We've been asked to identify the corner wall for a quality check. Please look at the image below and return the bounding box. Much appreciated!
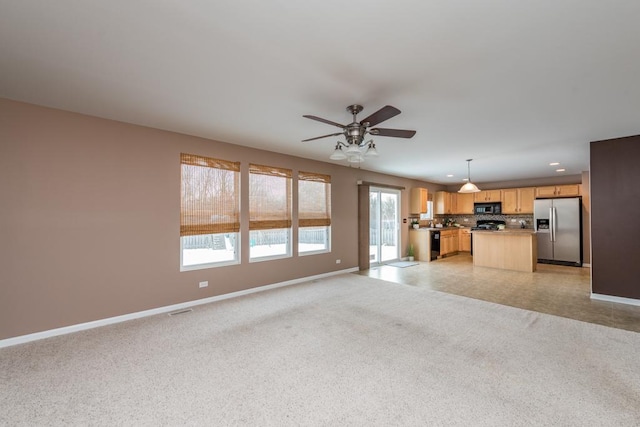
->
[590,135,640,299]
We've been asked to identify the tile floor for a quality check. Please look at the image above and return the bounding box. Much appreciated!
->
[360,253,640,333]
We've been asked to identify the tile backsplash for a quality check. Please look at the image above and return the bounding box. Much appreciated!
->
[429,214,534,229]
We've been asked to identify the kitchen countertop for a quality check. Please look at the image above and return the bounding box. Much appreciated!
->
[411,227,535,233]
[471,229,536,234]
[410,227,470,231]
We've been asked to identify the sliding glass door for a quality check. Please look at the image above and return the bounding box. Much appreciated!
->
[369,187,400,264]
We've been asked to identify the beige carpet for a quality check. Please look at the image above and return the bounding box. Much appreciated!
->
[2,274,639,425]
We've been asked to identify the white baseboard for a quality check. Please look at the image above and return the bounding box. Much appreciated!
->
[590,293,640,307]
[0,267,359,349]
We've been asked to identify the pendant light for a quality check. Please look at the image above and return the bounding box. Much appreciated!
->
[458,159,481,193]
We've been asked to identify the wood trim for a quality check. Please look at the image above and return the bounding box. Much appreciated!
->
[358,184,370,271]
[357,180,405,191]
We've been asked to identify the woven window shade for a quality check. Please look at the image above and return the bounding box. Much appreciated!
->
[299,171,331,227]
[249,164,292,230]
[180,153,240,236]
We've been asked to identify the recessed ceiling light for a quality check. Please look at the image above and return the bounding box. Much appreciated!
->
[549,162,560,166]
[446,174,454,177]
[556,168,566,172]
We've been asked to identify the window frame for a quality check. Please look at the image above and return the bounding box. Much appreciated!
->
[179,153,240,271]
[298,171,331,256]
[248,163,293,262]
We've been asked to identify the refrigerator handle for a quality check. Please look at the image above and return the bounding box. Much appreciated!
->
[549,207,554,242]
[551,207,557,242]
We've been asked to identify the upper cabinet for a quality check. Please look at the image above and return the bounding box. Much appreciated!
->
[410,187,429,214]
[437,192,474,215]
[454,192,474,214]
[535,184,581,198]
[435,191,453,215]
[474,190,502,202]
[432,183,580,217]
[502,187,535,214]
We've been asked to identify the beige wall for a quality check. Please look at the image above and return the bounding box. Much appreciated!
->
[0,99,442,340]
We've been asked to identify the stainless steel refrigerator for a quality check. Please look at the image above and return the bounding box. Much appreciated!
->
[534,197,583,266]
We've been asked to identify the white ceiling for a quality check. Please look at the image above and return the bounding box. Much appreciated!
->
[2,1,639,184]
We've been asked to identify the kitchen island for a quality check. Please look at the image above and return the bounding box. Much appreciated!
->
[472,230,537,272]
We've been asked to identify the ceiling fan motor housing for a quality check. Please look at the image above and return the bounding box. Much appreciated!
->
[346,123,366,145]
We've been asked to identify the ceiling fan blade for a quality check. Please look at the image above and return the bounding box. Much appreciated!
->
[302,132,344,142]
[303,115,346,129]
[370,128,416,138]
[360,105,401,127]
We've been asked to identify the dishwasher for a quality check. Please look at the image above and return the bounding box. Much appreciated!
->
[430,230,440,260]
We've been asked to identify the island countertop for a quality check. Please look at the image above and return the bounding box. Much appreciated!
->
[471,229,536,235]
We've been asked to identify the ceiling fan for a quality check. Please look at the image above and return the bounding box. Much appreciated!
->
[302,104,416,162]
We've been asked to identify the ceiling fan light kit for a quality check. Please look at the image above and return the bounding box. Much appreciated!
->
[302,104,416,163]
[329,144,347,160]
[458,159,481,193]
[364,142,379,157]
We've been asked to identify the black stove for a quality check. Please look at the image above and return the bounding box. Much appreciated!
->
[472,219,506,231]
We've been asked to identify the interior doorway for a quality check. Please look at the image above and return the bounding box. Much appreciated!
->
[369,187,400,264]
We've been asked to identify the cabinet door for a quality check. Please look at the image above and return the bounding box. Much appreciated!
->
[451,232,459,252]
[502,189,519,214]
[486,190,502,202]
[474,191,487,202]
[536,186,557,198]
[450,193,458,214]
[435,191,452,215]
[518,187,535,213]
[455,193,474,214]
[556,184,580,197]
[410,188,428,214]
[439,231,449,255]
[459,230,471,252]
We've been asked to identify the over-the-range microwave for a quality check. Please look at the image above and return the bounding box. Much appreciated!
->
[474,202,502,215]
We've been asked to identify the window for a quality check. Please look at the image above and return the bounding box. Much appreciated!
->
[420,201,434,221]
[298,171,331,254]
[180,153,240,270]
[249,163,292,261]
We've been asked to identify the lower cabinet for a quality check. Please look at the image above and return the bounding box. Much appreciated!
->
[410,228,470,260]
[459,229,471,252]
[440,229,459,256]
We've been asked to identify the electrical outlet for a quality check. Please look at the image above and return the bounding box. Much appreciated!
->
[511,219,517,223]
[199,281,208,288]
[336,259,341,264]
[464,218,469,222]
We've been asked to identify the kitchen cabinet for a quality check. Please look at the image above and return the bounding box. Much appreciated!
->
[455,192,474,214]
[474,190,502,202]
[436,191,474,215]
[535,184,580,198]
[440,229,459,256]
[410,187,429,214]
[435,191,453,215]
[502,187,535,214]
[458,228,471,252]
